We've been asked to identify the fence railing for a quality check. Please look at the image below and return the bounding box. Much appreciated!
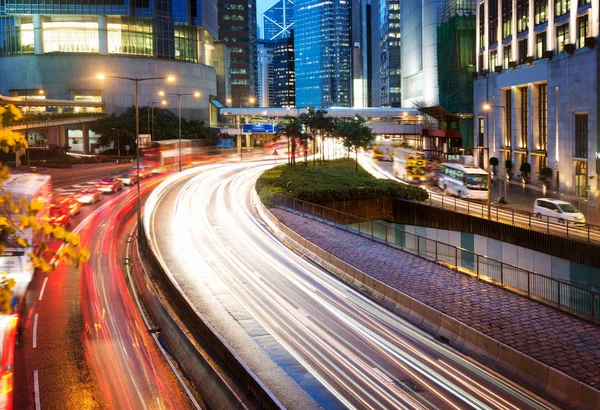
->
[273,193,600,322]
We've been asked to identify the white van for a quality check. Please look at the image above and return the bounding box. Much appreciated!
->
[533,198,586,224]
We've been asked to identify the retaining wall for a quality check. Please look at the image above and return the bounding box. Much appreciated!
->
[256,193,600,410]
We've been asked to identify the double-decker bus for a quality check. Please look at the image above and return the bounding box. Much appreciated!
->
[371,140,402,161]
[392,148,427,183]
[438,163,489,200]
[142,139,193,173]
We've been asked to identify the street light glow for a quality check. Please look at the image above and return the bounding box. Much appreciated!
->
[483,103,491,111]
[161,100,167,105]
[166,76,176,82]
[249,97,256,104]
[158,91,165,96]
[194,91,201,98]
[38,89,45,95]
[96,74,106,80]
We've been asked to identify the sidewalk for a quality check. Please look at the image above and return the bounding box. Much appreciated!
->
[271,208,600,389]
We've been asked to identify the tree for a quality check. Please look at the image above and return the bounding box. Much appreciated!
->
[336,116,375,172]
[90,106,214,152]
[278,116,305,168]
[299,107,328,167]
[520,162,531,180]
[0,105,89,313]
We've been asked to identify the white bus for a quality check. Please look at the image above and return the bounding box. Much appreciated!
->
[438,163,488,200]
[392,148,427,183]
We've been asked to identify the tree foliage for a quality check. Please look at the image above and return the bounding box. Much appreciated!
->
[0,104,90,313]
[334,116,375,171]
[90,106,213,152]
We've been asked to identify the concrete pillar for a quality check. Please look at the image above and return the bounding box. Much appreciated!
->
[98,15,108,55]
[33,15,44,55]
[82,124,90,154]
[48,127,59,146]
[58,125,67,147]
[246,134,252,149]
[237,134,243,148]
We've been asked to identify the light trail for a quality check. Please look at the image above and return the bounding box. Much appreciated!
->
[147,162,561,410]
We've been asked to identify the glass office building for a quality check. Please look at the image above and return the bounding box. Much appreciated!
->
[262,0,293,40]
[294,0,351,107]
[0,0,217,62]
[0,0,218,119]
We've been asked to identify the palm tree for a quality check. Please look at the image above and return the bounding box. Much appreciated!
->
[299,107,329,167]
[278,116,304,168]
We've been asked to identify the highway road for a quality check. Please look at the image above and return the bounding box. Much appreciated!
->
[14,173,202,409]
[147,161,561,410]
[360,156,600,243]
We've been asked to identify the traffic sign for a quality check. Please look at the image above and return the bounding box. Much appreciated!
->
[272,150,279,156]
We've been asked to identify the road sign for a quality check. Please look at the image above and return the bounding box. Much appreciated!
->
[272,150,279,156]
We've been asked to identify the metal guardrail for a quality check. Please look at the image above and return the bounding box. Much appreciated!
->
[418,187,600,243]
[273,193,600,322]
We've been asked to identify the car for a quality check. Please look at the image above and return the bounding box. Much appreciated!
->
[53,194,81,216]
[131,166,152,179]
[115,172,138,186]
[95,177,124,193]
[74,188,102,204]
[533,198,586,224]
[46,203,71,227]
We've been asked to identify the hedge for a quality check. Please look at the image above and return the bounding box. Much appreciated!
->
[256,159,428,206]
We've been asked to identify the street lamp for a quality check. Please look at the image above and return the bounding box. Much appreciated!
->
[97,73,176,238]
[147,101,164,141]
[111,127,121,156]
[158,91,201,172]
[239,96,255,162]
[22,89,45,170]
[483,102,508,205]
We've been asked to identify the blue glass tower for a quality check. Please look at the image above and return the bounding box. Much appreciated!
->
[262,0,293,40]
[294,0,350,107]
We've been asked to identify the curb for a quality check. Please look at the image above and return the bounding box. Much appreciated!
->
[254,193,600,410]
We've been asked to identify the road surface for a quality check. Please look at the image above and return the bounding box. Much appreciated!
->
[147,161,560,410]
[14,174,202,409]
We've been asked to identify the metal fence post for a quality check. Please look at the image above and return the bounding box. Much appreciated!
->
[557,281,561,307]
[455,246,458,271]
[467,200,469,215]
[435,241,438,261]
[454,197,457,212]
[500,263,504,285]
[417,235,420,256]
[371,221,374,240]
[385,224,388,244]
[592,293,596,319]
[512,208,515,225]
[476,254,479,278]
[566,220,569,238]
[527,273,531,297]
[441,194,444,209]
[588,224,591,242]
[528,213,531,227]
[547,217,550,234]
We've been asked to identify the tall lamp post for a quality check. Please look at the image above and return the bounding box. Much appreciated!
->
[147,100,166,141]
[22,89,45,170]
[238,97,255,162]
[483,102,508,204]
[97,73,176,238]
[158,91,201,172]
[111,127,121,156]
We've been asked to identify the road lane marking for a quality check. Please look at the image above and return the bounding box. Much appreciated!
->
[32,314,38,348]
[33,369,41,410]
[38,277,48,301]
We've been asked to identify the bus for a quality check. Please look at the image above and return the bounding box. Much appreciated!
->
[437,163,489,200]
[392,148,427,183]
[142,139,193,173]
[371,140,402,161]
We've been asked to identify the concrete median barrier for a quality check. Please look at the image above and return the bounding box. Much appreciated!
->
[254,196,600,409]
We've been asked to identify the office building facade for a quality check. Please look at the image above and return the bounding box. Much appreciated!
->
[474,0,599,199]
[272,35,294,107]
[262,0,293,40]
[257,40,274,107]
[401,0,441,106]
[376,0,401,107]
[218,0,258,107]
[0,0,218,119]
[294,0,351,107]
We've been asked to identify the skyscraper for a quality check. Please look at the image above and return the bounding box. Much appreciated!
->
[0,0,219,118]
[377,0,401,107]
[218,0,258,107]
[257,40,274,107]
[262,0,294,40]
[294,0,351,107]
[272,36,295,107]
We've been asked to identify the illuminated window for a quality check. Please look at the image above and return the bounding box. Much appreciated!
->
[578,15,589,48]
[502,0,512,39]
[517,0,529,33]
[534,0,547,25]
[536,32,546,58]
[555,0,569,17]
[556,23,569,54]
